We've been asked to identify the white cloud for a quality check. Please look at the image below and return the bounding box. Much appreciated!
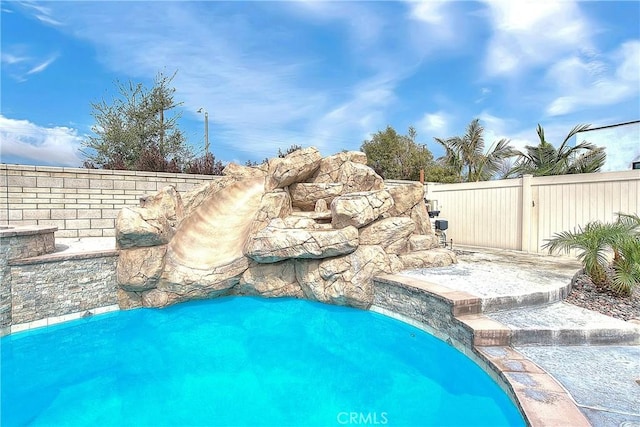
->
[307,79,397,151]
[475,87,491,103]
[405,1,468,49]
[26,54,58,75]
[286,2,386,50]
[545,41,640,116]
[33,1,430,160]
[33,13,63,26]
[483,0,592,77]
[409,1,448,25]
[1,52,28,65]
[616,40,640,82]
[2,46,58,81]
[16,1,63,26]
[0,115,84,166]
[417,111,450,137]
[476,112,529,153]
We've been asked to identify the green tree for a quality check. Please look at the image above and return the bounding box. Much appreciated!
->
[508,124,606,177]
[423,163,461,183]
[82,71,192,171]
[434,119,516,182]
[361,126,433,180]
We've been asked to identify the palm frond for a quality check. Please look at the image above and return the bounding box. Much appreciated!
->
[616,212,640,233]
[569,147,606,174]
[536,124,546,144]
[543,222,612,284]
[557,123,591,153]
[611,237,640,295]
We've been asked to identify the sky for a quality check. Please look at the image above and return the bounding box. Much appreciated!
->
[1,1,639,171]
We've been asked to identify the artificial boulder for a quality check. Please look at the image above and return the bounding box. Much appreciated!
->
[266,147,322,190]
[116,206,174,249]
[410,201,432,235]
[400,248,458,269]
[223,162,267,179]
[236,261,304,298]
[248,190,292,235]
[310,151,368,183]
[339,161,385,194]
[141,288,171,307]
[387,182,424,216]
[359,217,415,247]
[158,254,248,298]
[297,245,396,308]
[117,245,167,291]
[409,234,440,251]
[331,190,394,229]
[117,288,142,310]
[244,219,359,263]
[385,238,409,255]
[139,185,184,228]
[290,182,344,210]
[115,146,455,310]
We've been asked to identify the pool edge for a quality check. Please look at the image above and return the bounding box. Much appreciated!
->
[4,304,120,336]
[371,274,591,427]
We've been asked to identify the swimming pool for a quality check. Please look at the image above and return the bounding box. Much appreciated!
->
[1,297,524,426]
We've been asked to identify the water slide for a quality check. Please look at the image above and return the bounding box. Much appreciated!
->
[166,177,266,270]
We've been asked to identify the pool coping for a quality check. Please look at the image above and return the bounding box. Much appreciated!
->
[0,225,58,238]
[7,249,119,266]
[372,273,591,427]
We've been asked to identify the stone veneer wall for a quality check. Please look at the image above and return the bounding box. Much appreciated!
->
[372,276,475,348]
[9,252,118,325]
[0,226,57,329]
[0,164,220,237]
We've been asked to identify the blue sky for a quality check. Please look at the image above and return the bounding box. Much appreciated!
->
[1,1,639,170]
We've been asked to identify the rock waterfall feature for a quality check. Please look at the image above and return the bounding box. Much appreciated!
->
[116,148,456,309]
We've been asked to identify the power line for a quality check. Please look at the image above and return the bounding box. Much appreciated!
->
[576,120,640,133]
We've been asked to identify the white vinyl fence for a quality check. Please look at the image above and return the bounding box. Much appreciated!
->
[423,170,640,253]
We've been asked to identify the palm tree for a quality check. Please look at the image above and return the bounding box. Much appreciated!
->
[611,213,640,295]
[434,119,516,182]
[611,236,640,295]
[435,140,464,182]
[509,124,606,177]
[543,216,639,295]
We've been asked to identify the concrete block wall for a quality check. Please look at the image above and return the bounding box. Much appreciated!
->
[0,164,221,237]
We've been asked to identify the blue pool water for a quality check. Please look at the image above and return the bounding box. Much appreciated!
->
[2,297,524,426]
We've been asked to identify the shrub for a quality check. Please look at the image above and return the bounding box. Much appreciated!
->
[543,213,640,296]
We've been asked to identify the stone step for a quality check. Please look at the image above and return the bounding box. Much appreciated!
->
[459,302,640,346]
[400,253,580,313]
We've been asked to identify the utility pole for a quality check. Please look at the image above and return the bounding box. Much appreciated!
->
[197,108,209,154]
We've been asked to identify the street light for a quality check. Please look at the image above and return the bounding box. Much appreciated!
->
[197,108,209,154]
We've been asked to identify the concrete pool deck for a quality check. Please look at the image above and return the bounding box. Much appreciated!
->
[53,237,640,426]
[399,246,640,426]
